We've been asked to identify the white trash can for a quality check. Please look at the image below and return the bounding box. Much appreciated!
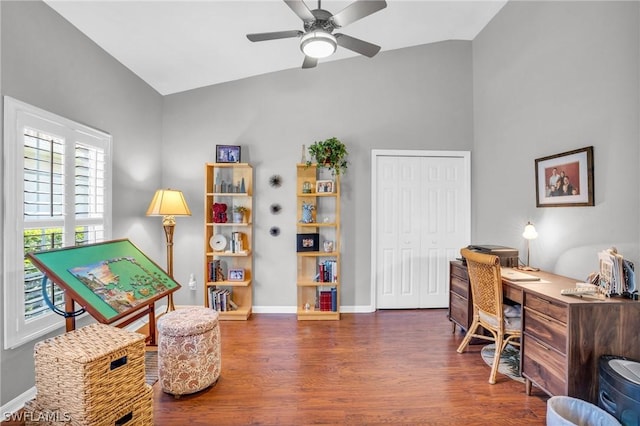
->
[547,396,621,426]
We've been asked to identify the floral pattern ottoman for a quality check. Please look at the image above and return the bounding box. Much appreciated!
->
[157,307,220,397]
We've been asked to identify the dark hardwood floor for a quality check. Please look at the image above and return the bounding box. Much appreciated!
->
[153,309,548,425]
[3,309,549,425]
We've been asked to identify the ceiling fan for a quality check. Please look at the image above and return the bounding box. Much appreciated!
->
[246,0,387,69]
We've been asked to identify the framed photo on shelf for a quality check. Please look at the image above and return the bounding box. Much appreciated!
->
[316,180,334,193]
[216,145,241,163]
[535,146,594,207]
[228,268,245,281]
[296,233,319,252]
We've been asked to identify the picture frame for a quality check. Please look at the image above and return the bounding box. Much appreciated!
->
[216,144,241,163]
[228,268,245,281]
[296,233,320,252]
[535,146,594,207]
[316,180,334,193]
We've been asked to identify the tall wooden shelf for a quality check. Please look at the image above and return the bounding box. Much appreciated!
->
[204,163,253,320]
[296,164,341,320]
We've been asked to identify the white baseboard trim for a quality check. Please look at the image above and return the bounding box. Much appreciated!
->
[1,385,36,420]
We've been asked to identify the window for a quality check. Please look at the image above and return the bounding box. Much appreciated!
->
[3,97,112,349]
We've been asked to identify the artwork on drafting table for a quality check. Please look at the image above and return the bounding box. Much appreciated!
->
[27,238,180,323]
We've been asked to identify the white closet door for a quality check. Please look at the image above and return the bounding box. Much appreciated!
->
[373,151,470,309]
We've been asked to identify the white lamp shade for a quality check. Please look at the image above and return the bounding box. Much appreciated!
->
[146,189,191,217]
[300,30,337,58]
[522,222,538,240]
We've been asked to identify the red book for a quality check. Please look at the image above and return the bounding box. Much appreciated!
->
[320,291,332,311]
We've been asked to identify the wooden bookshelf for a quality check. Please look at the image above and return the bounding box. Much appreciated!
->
[296,163,340,320]
[203,162,253,320]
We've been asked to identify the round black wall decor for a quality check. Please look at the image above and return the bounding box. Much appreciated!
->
[269,175,282,188]
[269,226,280,237]
[270,203,282,214]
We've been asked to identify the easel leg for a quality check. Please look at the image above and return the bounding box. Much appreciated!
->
[148,303,156,346]
[65,294,76,332]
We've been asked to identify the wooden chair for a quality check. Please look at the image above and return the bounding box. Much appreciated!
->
[456,247,522,384]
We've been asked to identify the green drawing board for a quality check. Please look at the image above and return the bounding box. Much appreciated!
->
[28,238,180,323]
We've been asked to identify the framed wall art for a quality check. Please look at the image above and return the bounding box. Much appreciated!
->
[535,146,594,207]
[296,233,319,252]
[216,145,241,163]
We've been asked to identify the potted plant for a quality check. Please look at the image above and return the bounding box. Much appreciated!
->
[306,137,348,176]
[232,206,248,223]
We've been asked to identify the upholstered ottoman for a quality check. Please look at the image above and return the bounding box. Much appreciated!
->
[157,307,221,397]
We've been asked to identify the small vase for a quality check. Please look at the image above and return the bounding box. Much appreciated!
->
[301,204,314,223]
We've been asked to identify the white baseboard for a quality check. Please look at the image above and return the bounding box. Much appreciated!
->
[1,386,36,421]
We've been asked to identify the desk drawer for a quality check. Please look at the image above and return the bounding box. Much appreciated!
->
[450,275,469,299]
[525,293,567,324]
[524,308,567,354]
[450,263,468,281]
[449,291,469,328]
[522,334,567,397]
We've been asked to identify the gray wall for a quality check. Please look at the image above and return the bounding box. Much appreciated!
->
[162,41,474,309]
[472,1,640,278]
[0,1,163,405]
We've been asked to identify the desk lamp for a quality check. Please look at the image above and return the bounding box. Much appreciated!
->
[146,189,191,311]
[520,221,539,271]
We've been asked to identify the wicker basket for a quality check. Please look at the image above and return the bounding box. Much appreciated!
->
[24,384,153,426]
[34,323,146,422]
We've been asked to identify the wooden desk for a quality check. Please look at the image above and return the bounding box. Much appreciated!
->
[449,260,640,403]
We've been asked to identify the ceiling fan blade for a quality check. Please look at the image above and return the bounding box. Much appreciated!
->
[330,0,387,28]
[302,56,318,69]
[335,33,381,58]
[284,0,315,22]
[247,30,303,42]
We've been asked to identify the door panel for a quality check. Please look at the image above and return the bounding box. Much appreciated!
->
[374,152,470,309]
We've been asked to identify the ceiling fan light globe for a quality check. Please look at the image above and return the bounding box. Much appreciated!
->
[300,30,337,59]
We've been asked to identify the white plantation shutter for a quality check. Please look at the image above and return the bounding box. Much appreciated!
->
[4,97,112,349]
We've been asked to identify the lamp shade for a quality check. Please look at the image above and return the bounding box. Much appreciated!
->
[146,189,191,217]
[522,222,538,240]
[300,30,337,58]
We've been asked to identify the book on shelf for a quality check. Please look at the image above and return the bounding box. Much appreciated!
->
[230,231,244,253]
[208,286,237,312]
[316,260,338,283]
[318,287,338,312]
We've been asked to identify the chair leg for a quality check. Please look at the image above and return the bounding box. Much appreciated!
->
[456,319,480,354]
[489,334,503,384]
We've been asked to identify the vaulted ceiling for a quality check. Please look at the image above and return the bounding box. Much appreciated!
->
[44,1,507,95]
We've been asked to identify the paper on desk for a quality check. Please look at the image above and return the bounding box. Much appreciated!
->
[501,268,541,282]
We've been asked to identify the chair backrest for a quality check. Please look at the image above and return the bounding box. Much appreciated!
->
[460,248,504,320]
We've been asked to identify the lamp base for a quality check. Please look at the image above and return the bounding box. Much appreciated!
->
[517,265,540,272]
[166,293,175,312]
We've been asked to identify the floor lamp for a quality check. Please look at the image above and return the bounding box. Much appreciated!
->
[146,188,191,312]
[520,221,539,271]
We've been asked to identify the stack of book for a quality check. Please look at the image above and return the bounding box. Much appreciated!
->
[598,248,636,297]
[230,232,244,253]
[207,260,224,282]
[317,260,338,283]
[208,287,238,311]
[318,287,338,312]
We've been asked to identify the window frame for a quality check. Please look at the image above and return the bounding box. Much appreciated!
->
[3,96,112,349]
